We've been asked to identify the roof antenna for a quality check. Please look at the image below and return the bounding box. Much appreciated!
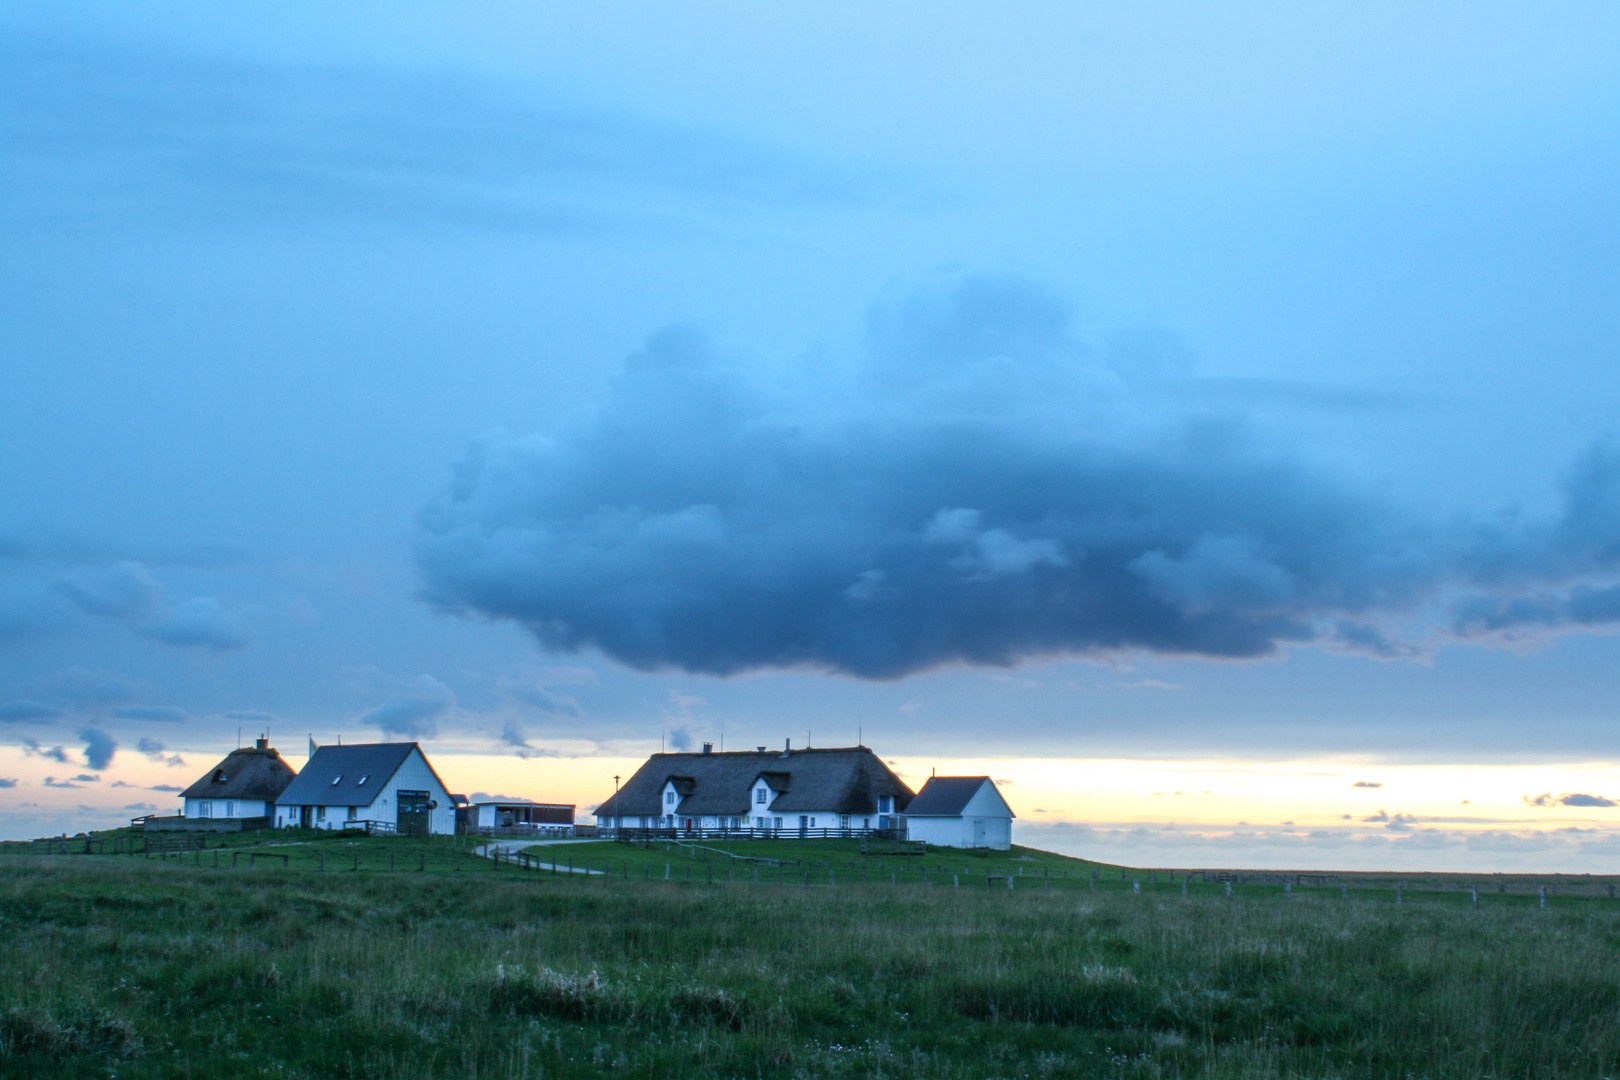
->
[237,723,241,749]
[807,728,811,749]
[858,726,862,747]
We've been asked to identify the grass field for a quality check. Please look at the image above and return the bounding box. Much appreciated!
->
[3,833,1619,1079]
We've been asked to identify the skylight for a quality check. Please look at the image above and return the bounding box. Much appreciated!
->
[357,775,369,785]
[331,775,343,785]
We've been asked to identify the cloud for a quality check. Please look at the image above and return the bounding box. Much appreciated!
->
[113,706,190,723]
[52,561,163,620]
[22,740,71,764]
[1352,780,1383,789]
[0,778,16,788]
[416,275,1620,680]
[0,700,61,723]
[1527,792,1616,808]
[38,668,138,709]
[144,597,250,651]
[2,35,861,240]
[78,726,117,770]
[42,776,81,789]
[359,675,456,738]
[147,784,184,793]
[497,716,563,759]
[1362,809,1390,822]
[71,773,100,783]
[122,802,157,812]
[668,725,694,752]
[132,736,184,766]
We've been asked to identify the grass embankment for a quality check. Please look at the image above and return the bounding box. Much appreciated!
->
[4,835,1620,1078]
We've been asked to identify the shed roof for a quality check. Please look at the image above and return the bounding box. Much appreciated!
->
[180,746,297,803]
[277,743,448,806]
[905,776,1014,817]
[595,746,914,818]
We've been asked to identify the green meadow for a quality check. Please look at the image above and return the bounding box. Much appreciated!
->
[3,832,1619,1078]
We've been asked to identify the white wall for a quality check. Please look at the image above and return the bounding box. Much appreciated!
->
[905,782,1014,850]
[186,798,270,819]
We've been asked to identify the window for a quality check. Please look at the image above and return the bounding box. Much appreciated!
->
[840,815,849,829]
[212,769,226,783]
[317,806,327,822]
[755,787,767,804]
[225,800,236,817]
[665,791,675,805]
[878,796,892,814]
[863,818,870,829]
[348,806,357,819]
[331,776,343,786]
[357,775,369,785]
[774,817,782,829]
[198,800,211,818]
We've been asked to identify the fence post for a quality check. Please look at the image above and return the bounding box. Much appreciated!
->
[1472,886,1479,906]
[664,863,670,881]
[1539,886,1547,908]
[1396,884,1403,905]
[1341,884,1348,900]
[1225,881,1233,898]
[1182,881,1188,898]
[1007,875,1014,892]
[1133,880,1140,896]
[804,870,810,888]
[420,852,425,872]
[891,872,897,886]
[953,874,959,888]
[1284,883,1292,900]
[353,853,359,872]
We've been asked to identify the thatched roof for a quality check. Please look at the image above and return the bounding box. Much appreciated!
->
[180,745,297,802]
[595,746,914,818]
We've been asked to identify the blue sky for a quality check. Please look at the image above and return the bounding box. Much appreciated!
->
[5,3,1620,866]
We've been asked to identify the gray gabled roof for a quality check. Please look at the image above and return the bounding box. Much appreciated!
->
[595,747,914,818]
[180,746,297,803]
[277,742,444,806]
[905,776,1013,817]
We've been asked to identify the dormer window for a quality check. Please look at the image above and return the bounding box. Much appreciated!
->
[755,787,767,804]
[665,791,675,805]
[212,769,226,783]
[331,775,343,785]
[357,775,369,785]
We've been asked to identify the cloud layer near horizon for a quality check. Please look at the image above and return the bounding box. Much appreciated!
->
[416,276,1620,679]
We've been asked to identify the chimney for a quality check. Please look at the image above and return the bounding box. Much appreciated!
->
[701,742,713,755]
[756,746,766,753]
[255,738,268,750]
[781,737,791,758]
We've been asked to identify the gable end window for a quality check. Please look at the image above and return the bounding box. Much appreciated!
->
[665,791,675,805]
[755,788,767,804]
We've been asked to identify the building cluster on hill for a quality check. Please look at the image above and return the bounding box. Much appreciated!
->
[156,736,1015,849]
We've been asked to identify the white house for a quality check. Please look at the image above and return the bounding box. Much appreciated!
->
[594,741,913,836]
[274,742,456,835]
[180,739,297,824]
[904,776,1015,850]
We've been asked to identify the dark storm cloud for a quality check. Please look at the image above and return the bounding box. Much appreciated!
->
[1,35,863,238]
[78,726,117,771]
[359,675,456,738]
[416,275,1620,679]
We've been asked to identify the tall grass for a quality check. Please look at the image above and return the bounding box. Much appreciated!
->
[1,854,1617,1078]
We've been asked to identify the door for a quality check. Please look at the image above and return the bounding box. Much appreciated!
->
[397,790,431,836]
[300,805,312,829]
[798,815,809,837]
[973,819,987,847]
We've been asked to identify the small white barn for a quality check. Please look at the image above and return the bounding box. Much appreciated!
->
[274,742,456,835]
[904,776,1015,850]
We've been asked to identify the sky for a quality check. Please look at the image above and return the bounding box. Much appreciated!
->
[5,2,1620,870]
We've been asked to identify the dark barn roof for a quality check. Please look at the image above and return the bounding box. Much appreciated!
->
[180,745,297,803]
[277,742,448,806]
[594,746,914,819]
[906,776,1014,818]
